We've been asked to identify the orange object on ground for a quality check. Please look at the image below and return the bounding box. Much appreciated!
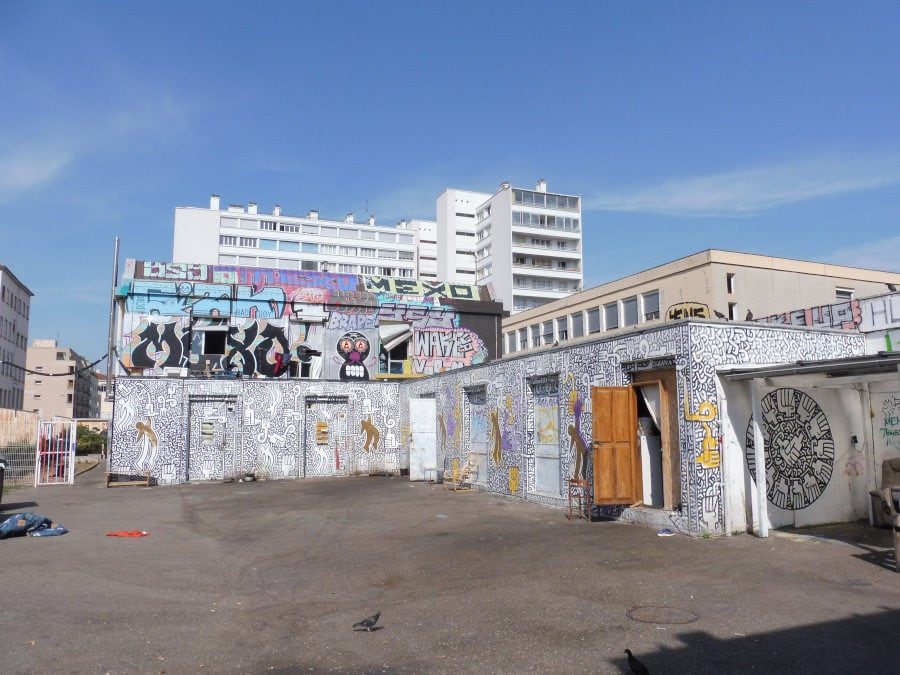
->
[105,530,149,537]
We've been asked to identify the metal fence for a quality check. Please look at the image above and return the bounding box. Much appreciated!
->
[0,409,39,487]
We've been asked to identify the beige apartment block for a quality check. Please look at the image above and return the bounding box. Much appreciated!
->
[24,339,99,419]
[502,249,900,353]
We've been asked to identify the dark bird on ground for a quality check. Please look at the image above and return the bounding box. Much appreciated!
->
[713,310,727,319]
[624,648,651,675]
[745,309,754,321]
[888,283,898,292]
[353,611,381,632]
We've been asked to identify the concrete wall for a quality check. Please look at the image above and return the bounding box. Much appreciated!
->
[110,320,869,536]
[110,378,401,484]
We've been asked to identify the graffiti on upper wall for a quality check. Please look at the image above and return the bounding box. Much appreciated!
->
[745,388,835,510]
[757,298,861,330]
[880,395,900,451]
[364,277,481,300]
[122,261,501,379]
[336,332,372,380]
[666,302,710,321]
[411,328,487,374]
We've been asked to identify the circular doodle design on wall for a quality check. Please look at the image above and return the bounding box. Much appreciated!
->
[745,388,834,510]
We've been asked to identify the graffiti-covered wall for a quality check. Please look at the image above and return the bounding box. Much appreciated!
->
[110,377,402,483]
[117,260,502,380]
[406,322,864,535]
[110,317,866,536]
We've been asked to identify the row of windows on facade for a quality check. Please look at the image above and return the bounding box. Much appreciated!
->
[1,284,29,319]
[223,217,416,245]
[0,387,23,409]
[506,291,661,352]
[219,236,416,260]
[1,317,27,351]
[217,255,415,277]
[1,347,24,383]
[475,191,581,223]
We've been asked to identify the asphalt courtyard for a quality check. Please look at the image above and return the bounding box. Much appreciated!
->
[1,468,898,675]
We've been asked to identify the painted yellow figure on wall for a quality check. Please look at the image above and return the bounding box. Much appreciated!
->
[683,382,721,468]
[360,415,380,452]
[490,408,502,465]
[135,418,158,471]
[508,466,520,493]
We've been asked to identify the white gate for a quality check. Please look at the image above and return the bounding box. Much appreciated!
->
[409,398,436,481]
[35,420,77,486]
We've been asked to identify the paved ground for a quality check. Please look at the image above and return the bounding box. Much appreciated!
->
[1,468,898,674]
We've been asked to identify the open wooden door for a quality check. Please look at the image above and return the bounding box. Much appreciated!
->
[592,386,641,505]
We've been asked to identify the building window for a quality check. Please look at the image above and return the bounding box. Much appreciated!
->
[238,237,258,248]
[278,241,299,252]
[571,312,584,338]
[301,260,318,271]
[506,332,516,354]
[530,325,541,347]
[728,302,738,320]
[219,235,237,246]
[835,287,855,300]
[339,246,358,256]
[726,272,736,294]
[542,321,554,345]
[587,308,601,334]
[56,351,66,360]
[556,317,568,341]
[623,297,639,326]
[259,239,278,250]
[360,265,376,275]
[259,220,277,231]
[604,302,619,330]
[279,223,300,233]
[642,291,660,321]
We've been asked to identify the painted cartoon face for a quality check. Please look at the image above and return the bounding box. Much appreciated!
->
[337,331,370,380]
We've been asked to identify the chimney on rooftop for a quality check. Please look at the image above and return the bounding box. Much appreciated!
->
[273,205,281,216]
[210,194,220,210]
[368,214,375,226]
[499,181,510,191]
[308,210,319,220]
[345,213,355,224]
[536,179,547,193]
[248,201,258,215]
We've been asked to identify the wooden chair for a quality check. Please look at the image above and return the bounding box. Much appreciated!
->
[442,457,477,491]
[567,478,591,520]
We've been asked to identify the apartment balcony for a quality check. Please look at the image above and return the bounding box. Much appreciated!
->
[510,222,582,239]
[512,263,581,278]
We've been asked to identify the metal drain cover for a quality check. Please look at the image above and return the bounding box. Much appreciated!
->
[627,605,699,624]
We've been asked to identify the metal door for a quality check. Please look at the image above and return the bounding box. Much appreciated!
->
[188,399,238,481]
[409,398,437,481]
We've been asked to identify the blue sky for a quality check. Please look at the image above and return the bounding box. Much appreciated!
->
[3,1,900,360]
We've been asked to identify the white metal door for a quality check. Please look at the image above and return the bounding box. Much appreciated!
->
[409,398,437,481]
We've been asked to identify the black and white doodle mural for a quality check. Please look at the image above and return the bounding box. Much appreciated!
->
[745,388,835,510]
[111,320,864,536]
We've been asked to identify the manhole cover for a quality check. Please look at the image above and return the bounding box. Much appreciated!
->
[627,605,699,624]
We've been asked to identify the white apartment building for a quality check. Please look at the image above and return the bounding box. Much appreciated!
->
[470,180,583,313]
[434,188,486,285]
[173,196,418,278]
[0,265,32,410]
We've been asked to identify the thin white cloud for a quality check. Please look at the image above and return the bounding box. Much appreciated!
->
[587,155,900,216]
[824,236,900,273]
[0,144,74,201]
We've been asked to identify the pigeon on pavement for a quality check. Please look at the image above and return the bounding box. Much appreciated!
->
[353,611,381,632]
[624,648,650,675]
